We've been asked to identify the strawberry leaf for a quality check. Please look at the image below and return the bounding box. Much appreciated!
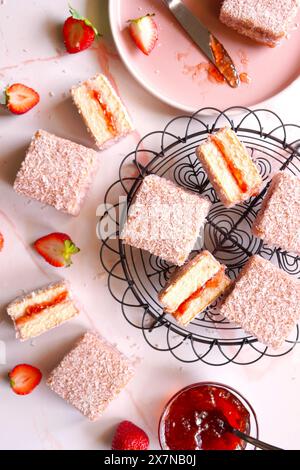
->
[0,86,9,106]
[68,3,101,37]
[84,18,100,37]
[127,13,155,24]
[63,239,80,267]
[69,4,82,20]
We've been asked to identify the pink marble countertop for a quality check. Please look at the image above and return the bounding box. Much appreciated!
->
[0,0,300,450]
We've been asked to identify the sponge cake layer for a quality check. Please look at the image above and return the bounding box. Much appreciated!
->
[158,251,221,313]
[72,74,134,149]
[197,128,262,207]
[173,269,232,326]
[7,281,79,341]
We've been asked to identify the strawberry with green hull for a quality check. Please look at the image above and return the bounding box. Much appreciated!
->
[128,14,158,55]
[34,233,80,267]
[63,5,100,54]
[5,84,40,115]
[112,420,150,450]
[9,364,42,395]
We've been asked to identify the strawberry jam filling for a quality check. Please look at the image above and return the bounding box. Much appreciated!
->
[16,291,68,327]
[211,135,249,193]
[174,268,225,318]
[91,90,117,135]
[161,384,250,450]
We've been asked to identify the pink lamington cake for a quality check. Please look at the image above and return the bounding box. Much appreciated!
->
[14,130,98,216]
[220,255,300,349]
[7,280,80,341]
[72,74,134,149]
[220,0,300,47]
[121,175,211,266]
[252,172,300,254]
[47,332,135,421]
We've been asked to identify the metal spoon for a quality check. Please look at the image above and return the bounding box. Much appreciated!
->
[225,421,284,451]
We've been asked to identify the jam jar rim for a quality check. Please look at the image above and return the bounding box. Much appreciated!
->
[158,381,259,451]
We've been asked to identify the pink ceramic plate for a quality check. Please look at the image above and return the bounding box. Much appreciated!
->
[109,0,300,113]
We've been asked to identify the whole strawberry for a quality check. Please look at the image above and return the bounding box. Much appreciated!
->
[112,420,150,450]
[34,233,80,268]
[63,5,100,54]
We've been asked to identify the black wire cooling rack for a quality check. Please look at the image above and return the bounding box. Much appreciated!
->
[99,107,300,366]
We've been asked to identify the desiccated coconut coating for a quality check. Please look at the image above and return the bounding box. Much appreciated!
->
[220,0,300,47]
[121,175,211,266]
[219,255,300,349]
[252,172,300,254]
[14,130,98,216]
[47,332,135,421]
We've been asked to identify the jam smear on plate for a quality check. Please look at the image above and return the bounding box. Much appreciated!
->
[162,384,250,450]
[240,72,252,84]
[207,64,226,84]
[0,232,4,252]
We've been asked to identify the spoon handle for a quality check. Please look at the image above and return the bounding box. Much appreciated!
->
[232,429,284,451]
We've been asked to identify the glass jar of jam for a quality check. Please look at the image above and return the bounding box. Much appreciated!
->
[159,382,258,450]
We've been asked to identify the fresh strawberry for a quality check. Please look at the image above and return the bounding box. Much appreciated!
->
[5,84,40,115]
[34,233,80,268]
[63,5,99,54]
[111,420,150,451]
[0,232,3,252]
[9,364,42,396]
[128,13,158,55]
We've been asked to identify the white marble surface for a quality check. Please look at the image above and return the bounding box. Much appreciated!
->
[0,0,300,450]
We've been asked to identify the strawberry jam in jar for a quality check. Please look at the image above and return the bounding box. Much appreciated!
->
[159,383,258,450]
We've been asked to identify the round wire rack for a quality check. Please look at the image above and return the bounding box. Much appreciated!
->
[99,107,300,366]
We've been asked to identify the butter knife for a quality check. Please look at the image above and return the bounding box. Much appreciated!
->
[163,0,240,88]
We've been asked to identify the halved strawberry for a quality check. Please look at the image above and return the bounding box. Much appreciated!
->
[34,233,80,268]
[9,364,42,396]
[5,84,40,115]
[63,5,99,54]
[128,13,158,55]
